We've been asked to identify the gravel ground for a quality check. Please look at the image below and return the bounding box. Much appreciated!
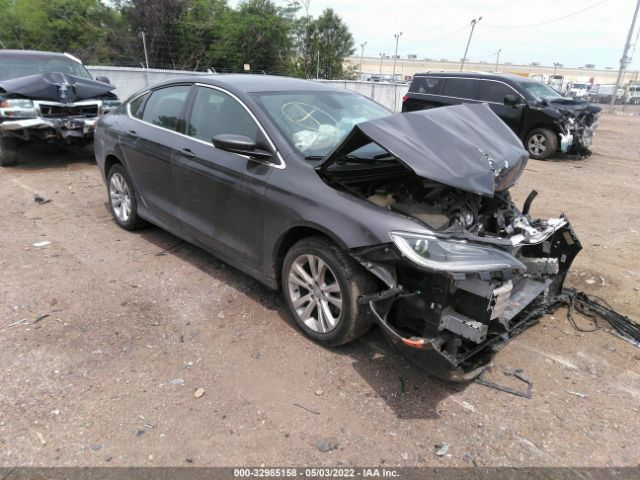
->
[0,111,639,467]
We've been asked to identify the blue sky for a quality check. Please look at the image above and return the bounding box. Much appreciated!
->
[295,0,639,70]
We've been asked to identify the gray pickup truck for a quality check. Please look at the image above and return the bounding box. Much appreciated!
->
[0,50,120,166]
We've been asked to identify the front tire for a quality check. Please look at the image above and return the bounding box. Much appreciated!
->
[107,164,145,230]
[282,237,376,347]
[525,128,557,160]
[0,136,21,167]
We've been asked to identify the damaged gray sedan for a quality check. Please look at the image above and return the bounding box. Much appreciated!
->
[0,50,120,166]
[95,76,581,381]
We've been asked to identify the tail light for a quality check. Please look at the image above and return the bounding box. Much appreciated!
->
[402,95,409,103]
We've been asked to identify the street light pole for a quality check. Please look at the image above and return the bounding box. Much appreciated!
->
[379,52,385,74]
[460,17,482,72]
[610,0,640,112]
[391,32,402,83]
[359,42,367,79]
[494,48,501,72]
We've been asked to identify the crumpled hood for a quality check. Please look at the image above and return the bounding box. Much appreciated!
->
[318,103,529,197]
[547,98,601,115]
[0,72,115,103]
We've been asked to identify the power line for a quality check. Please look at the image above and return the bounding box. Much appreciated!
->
[483,0,609,29]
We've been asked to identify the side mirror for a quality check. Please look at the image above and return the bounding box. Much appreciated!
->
[503,94,521,106]
[212,134,272,159]
[96,76,111,84]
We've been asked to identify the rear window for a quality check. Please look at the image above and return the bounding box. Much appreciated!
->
[442,78,478,100]
[409,77,442,94]
[141,85,190,131]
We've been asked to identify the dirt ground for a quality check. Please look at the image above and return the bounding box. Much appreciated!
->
[1,110,639,468]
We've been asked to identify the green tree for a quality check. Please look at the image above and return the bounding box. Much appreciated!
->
[298,8,355,79]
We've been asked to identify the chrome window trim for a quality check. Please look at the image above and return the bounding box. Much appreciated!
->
[125,84,286,170]
[411,76,525,105]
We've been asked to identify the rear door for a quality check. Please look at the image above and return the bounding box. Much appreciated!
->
[120,84,191,225]
[171,85,274,271]
[440,78,480,105]
[477,80,524,133]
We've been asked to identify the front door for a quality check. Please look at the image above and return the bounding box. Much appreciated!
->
[172,85,274,271]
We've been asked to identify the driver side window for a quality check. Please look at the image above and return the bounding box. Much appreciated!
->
[187,87,258,144]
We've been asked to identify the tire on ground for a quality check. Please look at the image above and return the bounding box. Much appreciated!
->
[107,163,146,230]
[282,236,377,347]
[0,136,21,167]
[525,128,558,160]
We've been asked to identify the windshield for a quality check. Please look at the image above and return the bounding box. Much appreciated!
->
[251,91,391,157]
[520,82,564,102]
[0,56,92,81]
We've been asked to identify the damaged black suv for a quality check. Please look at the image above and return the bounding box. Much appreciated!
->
[0,50,120,166]
[402,72,601,160]
[95,76,581,381]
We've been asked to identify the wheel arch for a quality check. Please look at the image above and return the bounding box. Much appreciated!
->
[271,224,349,290]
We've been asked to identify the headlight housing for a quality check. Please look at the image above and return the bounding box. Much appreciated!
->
[0,98,37,119]
[390,231,525,273]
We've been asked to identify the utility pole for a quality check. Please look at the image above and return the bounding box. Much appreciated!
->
[460,17,482,71]
[379,52,385,74]
[359,42,367,79]
[391,32,402,83]
[494,49,501,72]
[392,32,403,112]
[316,50,320,79]
[610,0,640,112]
[141,31,149,70]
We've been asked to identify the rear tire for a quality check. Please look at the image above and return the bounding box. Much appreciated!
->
[107,163,146,230]
[282,237,376,347]
[0,136,21,167]
[525,128,557,160]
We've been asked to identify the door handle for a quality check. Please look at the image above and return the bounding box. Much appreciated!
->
[179,148,195,158]
[125,130,138,138]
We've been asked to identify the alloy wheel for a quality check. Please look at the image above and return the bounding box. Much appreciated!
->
[528,133,547,156]
[287,254,343,334]
[109,172,131,222]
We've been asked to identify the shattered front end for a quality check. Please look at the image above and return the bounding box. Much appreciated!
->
[354,216,581,381]
[317,103,584,381]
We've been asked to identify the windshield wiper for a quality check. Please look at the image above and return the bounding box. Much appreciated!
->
[304,155,324,160]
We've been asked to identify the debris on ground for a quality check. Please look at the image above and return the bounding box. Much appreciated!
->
[194,388,205,398]
[434,442,449,456]
[1,318,27,331]
[34,314,49,324]
[567,390,589,399]
[32,241,51,247]
[34,193,51,205]
[293,403,320,415]
[315,389,323,396]
[169,378,184,385]
[35,431,46,445]
[475,368,533,399]
[314,438,339,452]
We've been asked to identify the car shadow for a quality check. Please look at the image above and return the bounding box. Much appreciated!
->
[125,221,468,420]
[9,143,95,170]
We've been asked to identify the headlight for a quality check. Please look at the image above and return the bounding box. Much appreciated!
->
[390,231,525,272]
[0,98,36,118]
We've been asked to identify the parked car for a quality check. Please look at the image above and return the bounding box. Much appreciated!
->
[0,50,120,166]
[95,75,581,381]
[402,72,601,160]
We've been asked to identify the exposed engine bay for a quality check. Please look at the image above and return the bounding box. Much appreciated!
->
[331,163,581,381]
[316,104,583,381]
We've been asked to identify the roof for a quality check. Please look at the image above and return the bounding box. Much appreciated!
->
[0,50,81,62]
[152,74,345,94]
[413,71,540,83]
